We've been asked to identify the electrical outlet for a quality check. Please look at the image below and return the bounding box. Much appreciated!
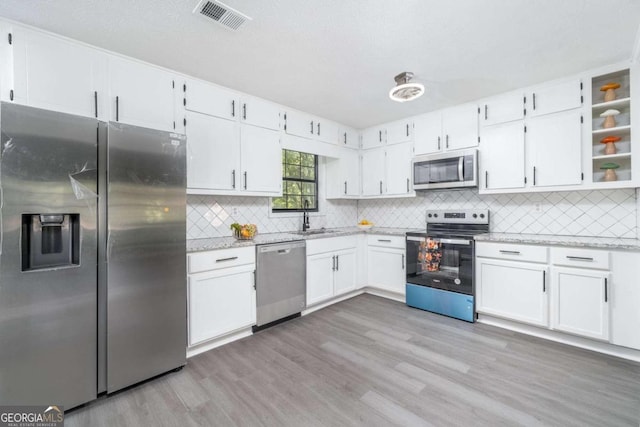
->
[232,208,238,215]
[534,203,542,213]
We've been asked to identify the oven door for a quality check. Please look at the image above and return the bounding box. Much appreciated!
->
[406,234,474,295]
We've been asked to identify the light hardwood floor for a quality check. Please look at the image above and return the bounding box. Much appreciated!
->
[67,294,640,426]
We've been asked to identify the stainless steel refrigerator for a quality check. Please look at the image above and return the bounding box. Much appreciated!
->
[0,102,187,409]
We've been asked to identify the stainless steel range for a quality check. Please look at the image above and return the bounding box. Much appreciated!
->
[405,210,489,322]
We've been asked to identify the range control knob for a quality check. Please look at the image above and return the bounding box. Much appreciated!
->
[472,214,478,218]
[434,213,438,218]
[480,213,485,218]
[427,213,432,218]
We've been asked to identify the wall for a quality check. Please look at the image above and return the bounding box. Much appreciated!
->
[358,188,638,239]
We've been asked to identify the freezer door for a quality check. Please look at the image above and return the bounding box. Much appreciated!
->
[0,103,99,409]
[106,122,186,393]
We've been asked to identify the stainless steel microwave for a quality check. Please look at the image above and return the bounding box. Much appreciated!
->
[412,149,478,190]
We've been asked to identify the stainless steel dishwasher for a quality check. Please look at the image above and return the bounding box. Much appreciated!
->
[255,240,307,328]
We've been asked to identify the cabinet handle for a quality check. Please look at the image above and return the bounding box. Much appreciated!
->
[484,105,488,120]
[115,96,119,121]
[406,178,410,192]
[344,181,347,195]
[379,181,383,194]
[232,100,235,117]
[446,135,449,148]
[406,124,409,137]
[336,255,339,271]
[232,170,236,189]
[402,254,405,270]
[533,93,537,110]
[94,91,98,118]
[242,103,247,120]
[604,278,608,302]
[310,121,314,134]
[317,122,321,136]
[332,255,336,271]
[499,250,521,255]
[244,171,247,189]
[542,270,546,292]
[533,166,536,186]
[566,256,594,262]
[437,136,441,150]
[344,132,347,144]
[378,239,391,243]
[485,171,489,189]
[216,256,238,263]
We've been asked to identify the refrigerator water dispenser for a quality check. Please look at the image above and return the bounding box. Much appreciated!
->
[21,214,80,271]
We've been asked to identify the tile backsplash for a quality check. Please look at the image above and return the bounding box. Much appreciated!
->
[188,188,639,240]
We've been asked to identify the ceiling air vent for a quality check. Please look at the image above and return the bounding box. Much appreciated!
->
[193,0,252,31]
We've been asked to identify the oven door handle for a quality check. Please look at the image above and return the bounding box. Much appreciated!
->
[406,236,426,242]
[458,156,464,181]
[438,238,472,246]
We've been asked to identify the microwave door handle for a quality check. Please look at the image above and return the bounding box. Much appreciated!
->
[458,156,464,181]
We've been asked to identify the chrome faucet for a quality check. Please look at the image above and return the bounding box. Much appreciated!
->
[302,199,310,231]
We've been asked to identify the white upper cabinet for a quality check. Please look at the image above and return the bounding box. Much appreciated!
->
[315,118,340,144]
[361,126,386,149]
[361,148,385,196]
[385,142,413,195]
[240,95,281,131]
[8,27,107,119]
[186,111,240,192]
[414,111,442,155]
[480,121,526,191]
[528,78,583,117]
[481,91,525,126]
[340,127,360,149]
[386,119,413,145]
[240,125,282,194]
[442,103,479,150]
[285,110,314,139]
[108,55,176,132]
[182,77,238,121]
[326,148,360,198]
[528,109,583,187]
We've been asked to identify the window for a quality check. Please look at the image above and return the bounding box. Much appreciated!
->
[272,149,318,212]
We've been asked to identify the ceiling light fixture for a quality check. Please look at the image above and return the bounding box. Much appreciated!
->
[389,72,424,103]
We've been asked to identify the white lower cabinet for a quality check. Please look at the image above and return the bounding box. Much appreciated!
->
[187,247,256,346]
[476,258,549,327]
[610,252,640,350]
[366,236,406,294]
[550,267,609,341]
[306,237,358,306]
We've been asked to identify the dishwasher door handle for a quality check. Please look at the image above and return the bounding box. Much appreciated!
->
[277,249,291,254]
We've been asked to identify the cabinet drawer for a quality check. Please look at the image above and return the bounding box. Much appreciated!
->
[307,235,357,255]
[551,247,609,270]
[367,235,405,249]
[476,242,548,263]
[188,246,255,274]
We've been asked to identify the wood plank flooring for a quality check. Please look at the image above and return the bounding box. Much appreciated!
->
[66,294,640,426]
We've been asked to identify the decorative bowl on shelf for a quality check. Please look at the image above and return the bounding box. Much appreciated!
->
[357,220,374,230]
[231,223,257,240]
[600,135,621,155]
[600,82,621,102]
[600,162,620,182]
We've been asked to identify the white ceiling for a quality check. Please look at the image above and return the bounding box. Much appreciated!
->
[1,0,639,128]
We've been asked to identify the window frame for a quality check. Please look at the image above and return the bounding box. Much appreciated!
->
[272,149,319,213]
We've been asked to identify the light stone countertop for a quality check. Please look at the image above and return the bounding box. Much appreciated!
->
[187,227,422,253]
[474,233,640,251]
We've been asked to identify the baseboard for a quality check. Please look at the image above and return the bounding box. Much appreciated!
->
[302,289,366,315]
[186,327,253,358]
[363,287,406,303]
[478,314,640,364]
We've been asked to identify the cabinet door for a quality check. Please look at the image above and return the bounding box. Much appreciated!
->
[11,27,107,119]
[334,249,357,296]
[551,268,609,341]
[341,127,360,149]
[285,110,314,139]
[476,258,548,327]
[188,270,256,346]
[307,253,335,305]
[240,96,280,131]
[386,120,412,145]
[367,247,405,294]
[344,149,361,196]
[240,125,282,194]
[480,121,526,191]
[442,103,479,150]
[361,148,385,196]
[481,92,525,126]
[528,109,582,187]
[362,126,385,149]
[109,56,176,132]
[414,111,442,155]
[183,77,238,120]
[385,142,413,195]
[316,119,340,144]
[186,111,240,191]
[610,252,640,350]
[529,79,582,117]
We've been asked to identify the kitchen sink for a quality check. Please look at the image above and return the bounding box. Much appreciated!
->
[292,229,337,235]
